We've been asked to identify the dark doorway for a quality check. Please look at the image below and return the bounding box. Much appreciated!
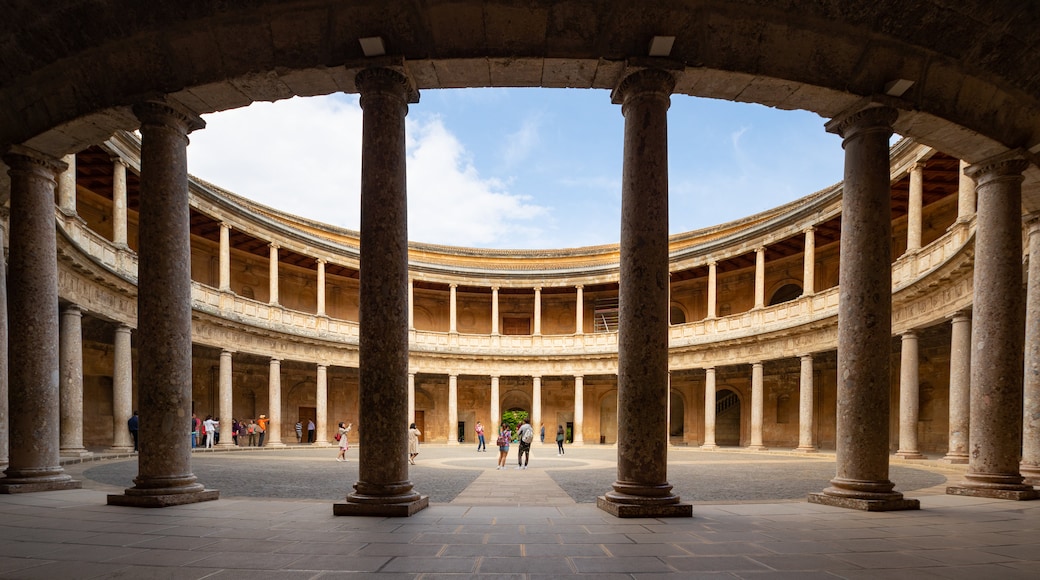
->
[715,389,741,446]
[298,406,316,443]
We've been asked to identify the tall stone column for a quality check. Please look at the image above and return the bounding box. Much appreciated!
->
[107,100,216,507]
[1023,215,1040,484]
[575,285,584,334]
[107,325,134,453]
[795,354,817,452]
[0,214,7,469]
[491,286,499,335]
[57,153,77,215]
[59,304,91,458]
[706,261,717,319]
[754,248,766,309]
[803,229,816,295]
[316,364,329,445]
[407,372,415,423]
[266,358,284,447]
[895,331,924,458]
[749,362,766,450]
[532,375,542,442]
[956,160,976,223]
[218,223,231,291]
[491,375,501,430]
[948,151,1038,500]
[573,375,584,445]
[906,162,924,253]
[335,66,427,516]
[598,67,690,518]
[0,146,79,493]
[809,103,917,511]
[449,283,457,334]
[407,279,414,329]
[112,157,129,247]
[268,243,279,305]
[217,350,235,448]
[317,259,327,316]
[701,367,717,449]
[533,287,542,335]
[942,311,971,464]
[447,374,459,445]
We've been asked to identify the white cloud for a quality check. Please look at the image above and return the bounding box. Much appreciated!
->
[188,96,550,248]
[499,114,541,169]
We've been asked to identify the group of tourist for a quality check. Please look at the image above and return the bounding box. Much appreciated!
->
[489,419,566,470]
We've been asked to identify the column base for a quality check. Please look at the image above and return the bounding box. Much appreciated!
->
[108,489,219,508]
[748,445,767,451]
[940,453,969,464]
[105,446,135,454]
[808,492,919,511]
[894,451,926,460]
[1020,464,1040,486]
[793,446,818,453]
[699,444,717,450]
[0,478,81,494]
[596,495,692,518]
[59,448,94,459]
[946,486,1039,501]
[334,495,429,517]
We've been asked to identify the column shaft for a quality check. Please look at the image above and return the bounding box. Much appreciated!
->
[0,147,79,492]
[754,248,766,308]
[108,325,134,452]
[217,350,234,448]
[707,262,717,319]
[491,287,499,335]
[575,285,584,334]
[219,223,231,290]
[269,244,279,304]
[906,163,924,252]
[107,101,215,507]
[957,160,976,222]
[267,359,283,446]
[491,376,501,430]
[408,373,415,424]
[448,374,459,445]
[702,368,717,449]
[533,287,542,335]
[943,312,971,463]
[749,362,766,450]
[599,67,689,517]
[317,259,326,316]
[60,305,91,457]
[810,104,916,511]
[57,153,76,214]
[1023,217,1040,484]
[0,217,6,468]
[896,331,924,458]
[796,355,816,452]
[803,229,816,295]
[573,375,584,444]
[948,151,1038,499]
[316,365,329,444]
[112,158,128,246]
[449,284,457,333]
[532,376,542,442]
[336,67,426,516]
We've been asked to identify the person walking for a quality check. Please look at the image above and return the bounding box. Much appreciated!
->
[127,410,139,452]
[517,419,534,469]
[556,424,566,455]
[294,420,303,443]
[408,423,422,465]
[540,423,545,444]
[496,423,511,470]
[336,421,352,461]
[475,421,486,452]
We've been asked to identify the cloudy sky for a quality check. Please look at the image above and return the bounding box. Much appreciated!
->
[186,89,847,250]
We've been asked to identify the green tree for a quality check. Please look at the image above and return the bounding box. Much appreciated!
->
[500,410,528,439]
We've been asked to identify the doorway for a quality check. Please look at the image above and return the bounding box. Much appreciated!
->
[715,389,741,446]
[298,406,316,443]
[414,410,425,442]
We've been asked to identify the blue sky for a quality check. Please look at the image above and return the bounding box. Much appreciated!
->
[186,89,847,249]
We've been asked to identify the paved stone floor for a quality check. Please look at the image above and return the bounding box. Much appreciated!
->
[0,444,1037,578]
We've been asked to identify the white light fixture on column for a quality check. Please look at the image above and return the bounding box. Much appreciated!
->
[884,78,914,97]
[648,36,675,57]
[359,36,386,57]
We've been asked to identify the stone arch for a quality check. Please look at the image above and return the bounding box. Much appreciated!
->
[670,302,688,325]
[768,281,803,306]
[600,389,618,444]
[412,305,435,331]
[500,389,531,415]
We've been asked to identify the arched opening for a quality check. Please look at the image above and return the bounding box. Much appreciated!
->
[769,283,803,306]
[599,390,618,444]
[716,388,741,446]
[670,304,687,325]
[669,391,685,439]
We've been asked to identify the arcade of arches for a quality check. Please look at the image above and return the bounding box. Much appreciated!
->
[0,2,1039,520]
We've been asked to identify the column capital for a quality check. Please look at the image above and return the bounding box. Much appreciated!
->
[449,283,458,289]
[575,284,584,290]
[799,353,814,361]
[355,65,419,105]
[803,226,816,235]
[61,303,83,316]
[824,102,899,140]
[220,348,235,356]
[533,286,542,292]
[947,308,972,323]
[491,285,499,292]
[269,357,282,364]
[316,363,328,371]
[132,99,205,134]
[110,156,130,169]
[220,221,232,230]
[964,149,1030,183]
[3,144,68,176]
[756,246,766,254]
[316,257,327,265]
[901,329,918,339]
[611,66,676,105]
[909,161,926,173]
[269,242,280,251]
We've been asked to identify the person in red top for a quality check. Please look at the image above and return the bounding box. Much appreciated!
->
[475,421,486,452]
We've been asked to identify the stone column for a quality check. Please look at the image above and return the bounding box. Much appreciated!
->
[754,247,766,309]
[942,311,971,464]
[408,372,416,424]
[491,286,499,335]
[598,67,690,518]
[0,146,79,493]
[268,243,279,305]
[573,375,584,445]
[895,331,924,458]
[706,261,717,319]
[57,153,77,215]
[408,278,414,330]
[316,364,329,445]
[266,358,283,447]
[335,66,426,516]
[491,375,501,429]
[948,151,1038,500]
[749,362,766,450]
[795,354,817,452]
[59,304,91,458]
[449,283,458,334]
[956,160,976,223]
[0,215,7,468]
[906,162,924,253]
[533,287,542,335]
[112,157,129,247]
[217,350,235,448]
[316,259,327,316]
[448,374,459,445]
[532,375,542,442]
[701,368,717,449]
[803,229,816,295]
[1023,215,1040,484]
[107,324,134,453]
[107,100,216,507]
[809,103,917,511]
[218,222,231,291]
[575,285,584,334]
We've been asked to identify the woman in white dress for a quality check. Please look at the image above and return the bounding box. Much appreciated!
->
[336,421,352,462]
[408,423,422,465]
